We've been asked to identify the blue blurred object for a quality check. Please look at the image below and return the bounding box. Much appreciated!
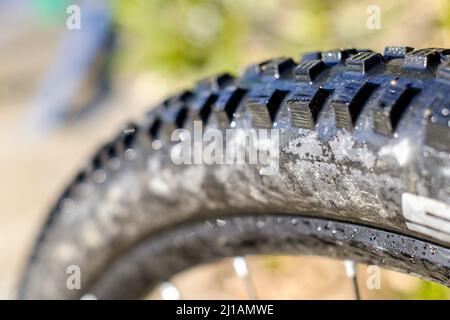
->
[27,0,115,135]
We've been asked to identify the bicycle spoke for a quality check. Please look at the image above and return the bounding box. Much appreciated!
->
[344,260,361,300]
[160,282,181,300]
[232,256,256,300]
[80,293,98,300]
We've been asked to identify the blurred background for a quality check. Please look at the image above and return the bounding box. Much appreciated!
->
[1,0,449,299]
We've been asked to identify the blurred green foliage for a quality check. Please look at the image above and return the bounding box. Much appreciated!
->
[113,0,450,80]
[31,0,71,23]
[113,0,337,78]
[408,281,450,300]
[114,0,250,75]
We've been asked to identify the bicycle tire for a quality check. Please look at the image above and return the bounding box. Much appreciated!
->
[20,47,450,299]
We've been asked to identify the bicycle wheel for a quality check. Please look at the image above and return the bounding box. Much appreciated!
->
[20,47,450,299]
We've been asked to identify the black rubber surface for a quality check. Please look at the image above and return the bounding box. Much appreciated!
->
[20,47,450,299]
[88,215,450,299]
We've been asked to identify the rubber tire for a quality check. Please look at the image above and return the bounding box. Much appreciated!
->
[20,47,450,299]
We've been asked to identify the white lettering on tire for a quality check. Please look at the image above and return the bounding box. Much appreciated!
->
[402,193,450,242]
